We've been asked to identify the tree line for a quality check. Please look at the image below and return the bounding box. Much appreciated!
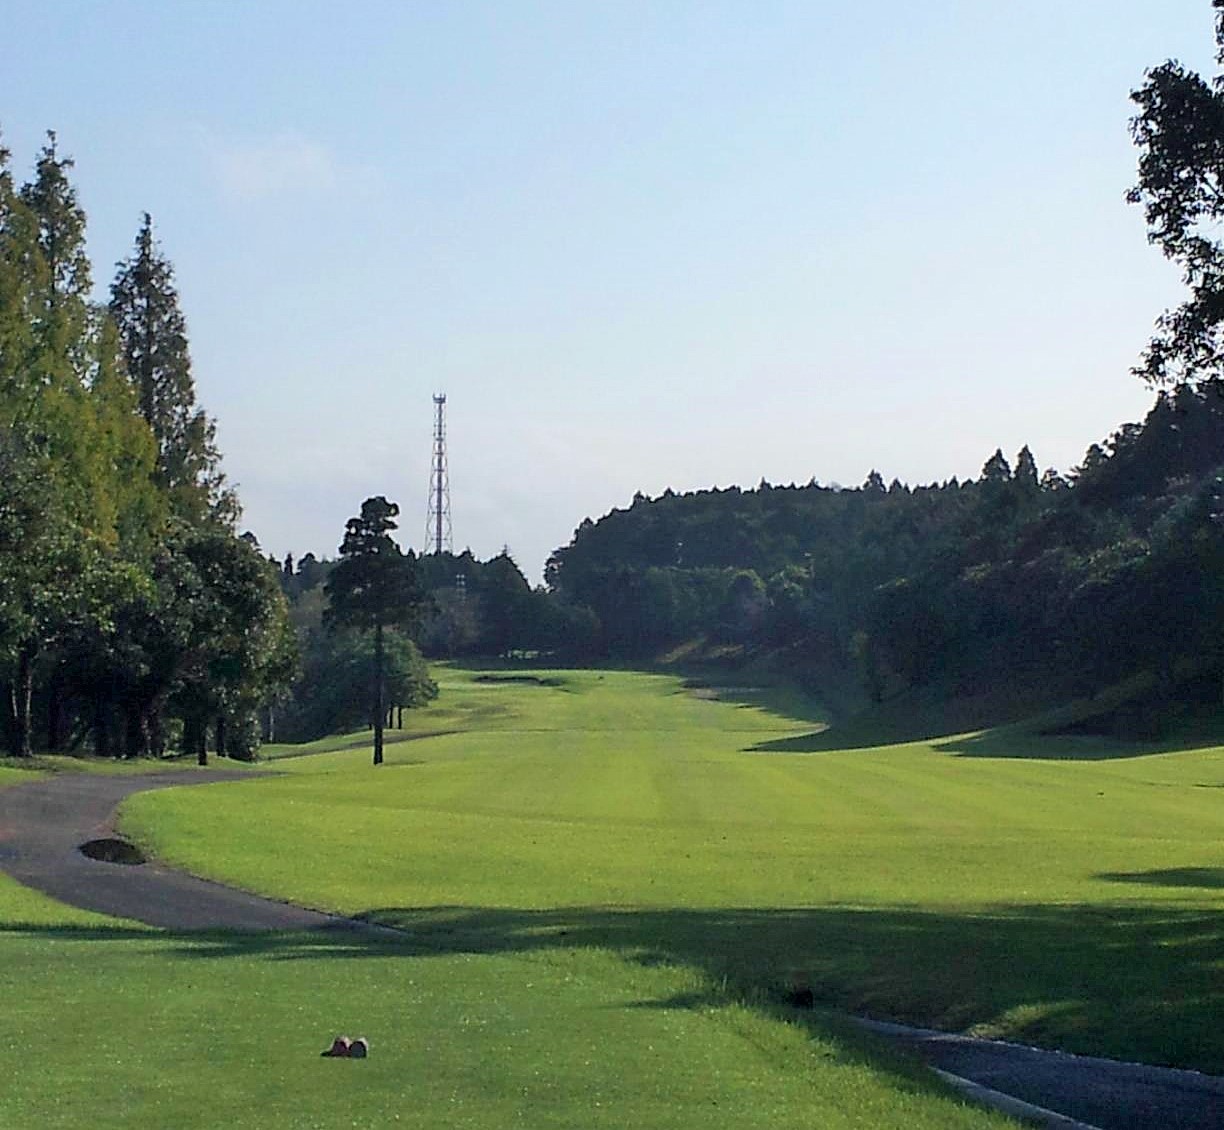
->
[271,543,569,745]
[275,499,437,756]
[9,6,1224,754]
[0,131,295,760]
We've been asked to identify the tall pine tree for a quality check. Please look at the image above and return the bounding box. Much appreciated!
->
[109,213,233,524]
[19,131,91,387]
[325,497,424,765]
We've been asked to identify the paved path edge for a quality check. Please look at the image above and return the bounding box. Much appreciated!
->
[930,1067,1103,1129]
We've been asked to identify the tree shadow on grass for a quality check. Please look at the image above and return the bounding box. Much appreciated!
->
[4,900,1221,1074]
[748,718,1224,761]
[1097,867,1224,890]
[676,677,832,729]
[931,727,1198,761]
[747,727,945,754]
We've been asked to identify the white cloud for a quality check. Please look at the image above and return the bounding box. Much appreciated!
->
[206,132,348,203]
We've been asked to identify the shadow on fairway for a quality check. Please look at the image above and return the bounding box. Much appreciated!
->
[748,719,1224,761]
[931,727,1203,761]
[5,900,1220,1074]
[676,678,832,729]
[1097,867,1224,890]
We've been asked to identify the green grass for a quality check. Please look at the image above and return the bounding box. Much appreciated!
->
[0,883,1004,1129]
[0,672,1019,1129]
[118,667,1224,1077]
[0,762,41,787]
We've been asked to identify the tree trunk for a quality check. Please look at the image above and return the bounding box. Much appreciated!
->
[93,692,111,758]
[215,715,226,759]
[373,621,385,765]
[397,705,403,729]
[46,673,63,752]
[147,702,165,759]
[123,703,145,759]
[182,714,203,766]
[10,647,33,757]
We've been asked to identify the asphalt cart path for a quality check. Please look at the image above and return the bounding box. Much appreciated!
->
[0,769,342,931]
[856,1018,1224,1130]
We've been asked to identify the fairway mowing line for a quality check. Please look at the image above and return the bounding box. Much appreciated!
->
[10,754,1221,1127]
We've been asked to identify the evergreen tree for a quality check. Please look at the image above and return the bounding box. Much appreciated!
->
[980,449,1012,482]
[0,130,295,761]
[1014,445,1039,489]
[109,213,232,523]
[0,131,38,411]
[325,497,424,765]
[19,131,91,385]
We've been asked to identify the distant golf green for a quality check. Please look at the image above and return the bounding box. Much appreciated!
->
[119,666,1223,1076]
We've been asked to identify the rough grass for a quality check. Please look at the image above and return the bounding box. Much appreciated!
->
[120,667,1224,1075]
[0,763,39,787]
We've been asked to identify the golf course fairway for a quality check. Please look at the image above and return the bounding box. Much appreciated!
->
[4,665,1221,1126]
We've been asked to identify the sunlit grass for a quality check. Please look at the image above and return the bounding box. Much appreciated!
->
[0,671,1023,1128]
[121,666,1224,1073]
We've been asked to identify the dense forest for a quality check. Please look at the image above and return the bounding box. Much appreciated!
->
[542,387,1224,729]
[272,546,558,742]
[0,131,296,760]
[533,26,1224,733]
[0,131,452,760]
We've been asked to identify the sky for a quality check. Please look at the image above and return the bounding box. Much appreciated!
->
[4,1,1218,579]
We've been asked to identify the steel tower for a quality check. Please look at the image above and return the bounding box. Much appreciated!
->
[426,393,452,555]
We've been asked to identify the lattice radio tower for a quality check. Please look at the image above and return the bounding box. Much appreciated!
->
[425,393,452,555]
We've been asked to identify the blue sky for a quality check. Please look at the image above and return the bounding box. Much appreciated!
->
[4,1,1216,578]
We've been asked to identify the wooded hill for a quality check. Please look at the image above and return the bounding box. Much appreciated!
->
[544,386,1224,731]
[542,21,1224,732]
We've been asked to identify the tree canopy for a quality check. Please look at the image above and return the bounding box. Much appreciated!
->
[1129,0,1224,385]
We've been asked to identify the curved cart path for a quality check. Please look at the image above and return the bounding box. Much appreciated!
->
[0,770,1220,1129]
[856,1018,1224,1130]
[0,769,348,931]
